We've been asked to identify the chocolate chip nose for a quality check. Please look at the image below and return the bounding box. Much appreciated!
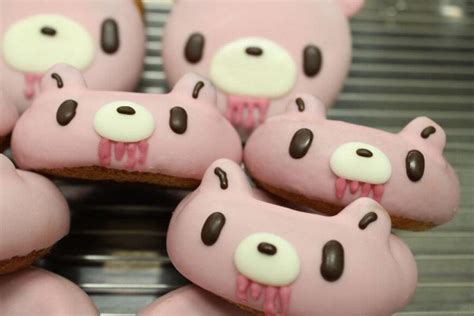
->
[356,148,373,158]
[246,46,263,56]
[117,106,136,115]
[258,242,277,256]
[40,26,57,36]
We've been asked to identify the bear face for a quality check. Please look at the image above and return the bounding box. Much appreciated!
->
[11,64,242,187]
[167,159,417,316]
[244,95,460,229]
[162,0,364,134]
[0,0,145,113]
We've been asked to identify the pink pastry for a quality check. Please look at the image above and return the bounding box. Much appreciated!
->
[1,0,145,113]
[0,154,69,275]
[0,91,19,150]
[139,285,253,316]
[12,64,242,188]
[162,0,364,134]
[244,95,460,230]
[0,267,98,316]
[167,159,418,316]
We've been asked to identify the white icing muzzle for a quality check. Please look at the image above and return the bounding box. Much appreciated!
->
[234,233,300,287]
[3,14,95,74]
[330,142,392,185]
[210,37,297,98]
[94,101,155,143]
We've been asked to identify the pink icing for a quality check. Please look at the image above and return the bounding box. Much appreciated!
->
[163,0,364,133]
[0,92,18,138]
[244,95,460,226]
[1,0,145,113]
[0,268,98,316]
[335,177,385,202]
[12,64,242,182]
[0,154,69,262]
[24,73,43,100]
[167,159,418,316]
[225,95,270,130]
[236,275,292,316]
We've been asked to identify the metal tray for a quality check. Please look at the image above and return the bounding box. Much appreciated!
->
[37,0,474,315]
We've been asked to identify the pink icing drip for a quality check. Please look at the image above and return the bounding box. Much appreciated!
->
[225,95,270,130]
[24,73,43,100]
[98,138,150,170]
[350,181,360,194]
[99,139,112,166]
[335,178,385,202]
[235,275,292,316]
[114,143,126,161]
[126,144,137,170]
[335,177,347,199]
[361,182,372,197]
[373,184,385,202]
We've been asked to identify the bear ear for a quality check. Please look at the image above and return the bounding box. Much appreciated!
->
[40,64,87,93]
[334,0,365,17]
[336,198,391,237]
[399,117,446,153]
[199,159,253,196]
[284,94,327,120]
[171,73,217,107]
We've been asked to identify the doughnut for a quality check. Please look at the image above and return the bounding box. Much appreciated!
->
[0,154,69,275]
[244,95,460,230]
[167,159,418,316]
[12,64,242,188]
[1,0,145,113]
[162,0,364,134]
[0,267,98,315]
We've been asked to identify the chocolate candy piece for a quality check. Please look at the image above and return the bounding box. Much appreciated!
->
[303,45,322,77]
[201,212,226,246]
[359,212,378,230]
[56,100,78,126]
[185,33,205,64]
[320,240,344,282]
[289,128,313,159]
[406,150,425,182]
[169,107,188,134]
[101,19,120,54]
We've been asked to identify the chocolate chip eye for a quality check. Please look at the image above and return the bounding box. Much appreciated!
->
[303,45,322,77]
[169,107,188,134]
[320,240,345,282]
[406,150,425,182]
[56,100,78,126]
[421,126,436,139]
[201,212,226,246]
[185,33,205,64]
[101,18,120,54]
[359,212,378,230]
[289,128,313,159]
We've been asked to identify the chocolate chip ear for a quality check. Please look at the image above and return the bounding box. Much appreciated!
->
[359,212,378,230]
[406,150,425,182]
[192,81,205,99]
[51,73,64,89]
[185,33,205,64]
[214,167,228,190]
[169,107,188,134]
[320,240,345,282]
[201,212,226,246]
[303,45,322,77]
[289,128,314,159]
[101,19,120,54]
[56,100,78,126]
[295,98,305,112]
[421,126,436,139]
